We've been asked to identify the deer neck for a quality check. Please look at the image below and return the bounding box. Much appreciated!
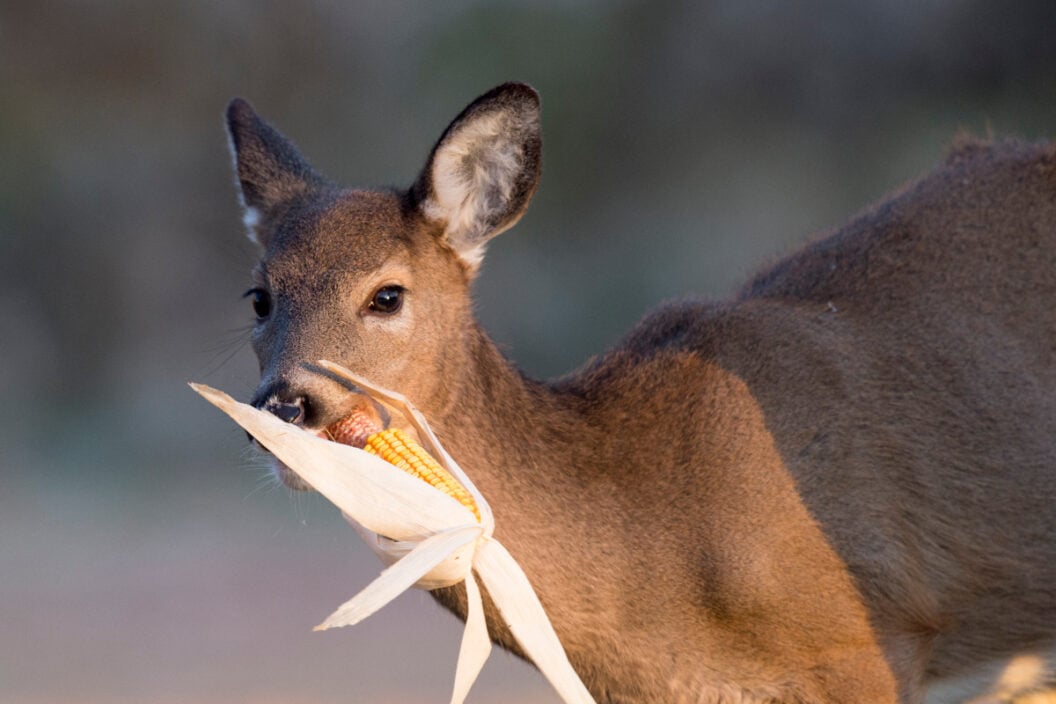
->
[423,322,593,530]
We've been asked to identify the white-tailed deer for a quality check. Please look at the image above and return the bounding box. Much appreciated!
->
[224,83,1056,703]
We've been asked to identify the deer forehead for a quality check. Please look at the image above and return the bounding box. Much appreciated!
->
[258,189,468,307]
[259,192,412,280]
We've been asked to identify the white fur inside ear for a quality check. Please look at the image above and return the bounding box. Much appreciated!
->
[242,205,262,245]
[423,109,535,263]
[227,126,263,246]
[455,242,488,269]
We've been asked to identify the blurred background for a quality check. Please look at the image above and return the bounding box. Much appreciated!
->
[3,1,1056,702]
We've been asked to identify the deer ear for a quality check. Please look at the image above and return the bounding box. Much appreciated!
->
[225,98,325,246]
[412,83,542,269]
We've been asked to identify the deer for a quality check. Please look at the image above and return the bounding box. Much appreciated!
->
[222,82,1056,703]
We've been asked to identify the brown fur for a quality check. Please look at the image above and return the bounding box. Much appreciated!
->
[225,85,1056,703]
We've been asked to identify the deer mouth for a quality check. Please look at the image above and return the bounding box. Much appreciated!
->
[270,396,387,491]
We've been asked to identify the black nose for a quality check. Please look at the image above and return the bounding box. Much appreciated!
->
[259,394,307,425]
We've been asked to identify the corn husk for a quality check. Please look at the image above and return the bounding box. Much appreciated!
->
[190,362,594,704]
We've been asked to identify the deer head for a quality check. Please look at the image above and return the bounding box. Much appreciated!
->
[226,84,541,487]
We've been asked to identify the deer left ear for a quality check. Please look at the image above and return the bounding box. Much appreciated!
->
[411,83,542,270]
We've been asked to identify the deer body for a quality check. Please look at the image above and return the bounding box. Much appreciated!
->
[224,84,1056,703]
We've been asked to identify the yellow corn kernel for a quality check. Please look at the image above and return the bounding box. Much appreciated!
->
[365,428,480,522]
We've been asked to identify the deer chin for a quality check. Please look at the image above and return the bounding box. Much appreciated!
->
[270,457,314,492]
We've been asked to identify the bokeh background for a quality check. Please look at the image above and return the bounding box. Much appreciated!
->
[4,2,1056,702]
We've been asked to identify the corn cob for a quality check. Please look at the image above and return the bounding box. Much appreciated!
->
[325,412,380,448]
[365,428,480,522]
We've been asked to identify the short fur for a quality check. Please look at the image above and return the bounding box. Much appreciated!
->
[224,84,1056,703]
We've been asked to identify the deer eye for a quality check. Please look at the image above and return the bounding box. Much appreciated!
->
[368,285,404,315]
[244,288,271,320]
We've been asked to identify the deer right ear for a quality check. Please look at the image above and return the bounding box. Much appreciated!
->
[225,98,325,246]
[411,83,542,270]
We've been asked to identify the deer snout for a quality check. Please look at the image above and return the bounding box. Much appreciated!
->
[250,373,344,429]
[250,376,387,430]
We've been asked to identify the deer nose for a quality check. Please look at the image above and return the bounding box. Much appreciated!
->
[257,394,308,425]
